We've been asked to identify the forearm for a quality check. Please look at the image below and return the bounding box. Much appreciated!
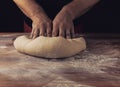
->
[62,0,100,20]
[13,0,47,21]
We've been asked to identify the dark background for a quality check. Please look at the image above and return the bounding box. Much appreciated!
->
[0,0,120,33]
[0,0,23,32]
[81,0,120,33]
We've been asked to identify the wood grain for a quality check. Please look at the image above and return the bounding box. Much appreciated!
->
[0,33,120,87]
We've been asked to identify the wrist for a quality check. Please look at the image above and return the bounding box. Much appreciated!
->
[61,6,75,20]
[31,12,49,22]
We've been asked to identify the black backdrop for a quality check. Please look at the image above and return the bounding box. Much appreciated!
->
[80,0,120,33]
[0,0,23,32]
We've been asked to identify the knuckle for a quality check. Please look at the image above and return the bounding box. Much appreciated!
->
[53,26,58,32]
[53,22,58,27]
[46,22,51,26]
[48,21,52,25]
[60,23,64,28]
[40,22,46,26]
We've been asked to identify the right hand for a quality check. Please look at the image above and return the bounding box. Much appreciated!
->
[30,14,52,39]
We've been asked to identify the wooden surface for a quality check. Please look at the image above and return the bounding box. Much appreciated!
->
[0,33,120,87]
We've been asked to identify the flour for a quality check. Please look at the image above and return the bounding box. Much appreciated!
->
[0,38,120,87]
[0,46,8,49]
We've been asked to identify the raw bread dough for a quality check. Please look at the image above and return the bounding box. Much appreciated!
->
[14,35,86,58]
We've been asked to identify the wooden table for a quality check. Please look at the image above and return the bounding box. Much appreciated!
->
[0,33,120,87]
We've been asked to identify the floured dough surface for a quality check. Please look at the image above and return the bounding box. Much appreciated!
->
[14,36,86,58]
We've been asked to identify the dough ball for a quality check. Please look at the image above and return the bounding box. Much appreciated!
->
[14,35,86,58]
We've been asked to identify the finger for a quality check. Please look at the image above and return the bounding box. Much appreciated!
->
[66,29,71,39]
[30,24,36,39]
[39,25,45,36]
[30,28,35,39]
[33,29,39,39]
[30,29,34,39]
[47,24,52,37]
[59,28,65,37]
[52,23,58,37]
[47,28,52,37]
[71,25,75,38]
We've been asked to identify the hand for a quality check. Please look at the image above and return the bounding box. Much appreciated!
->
[52,8,75,38]
[30,14,52,39]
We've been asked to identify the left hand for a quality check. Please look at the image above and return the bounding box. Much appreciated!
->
[52,8,75,38]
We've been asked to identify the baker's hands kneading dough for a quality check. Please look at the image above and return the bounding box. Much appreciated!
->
[30,14,52,39]
[52,8,75,38]
[30,9,75,39]
[13,0,100,39]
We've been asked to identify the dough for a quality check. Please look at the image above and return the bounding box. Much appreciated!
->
[14,35,86,58]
